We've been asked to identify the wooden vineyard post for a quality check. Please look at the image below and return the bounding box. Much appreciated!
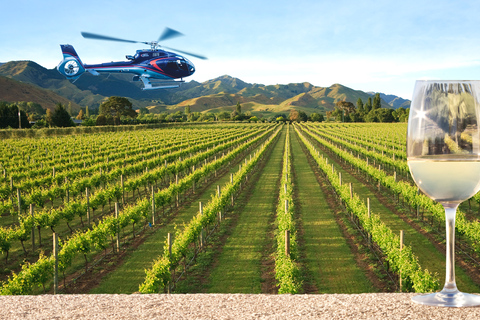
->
[367,198,371,245]
[152,187,156,226]
[121,174,125,205]
[378,165,381,191]
[284,183,287,195]
[417,188,421,219]
[53,232,58,295]
[217,185,222,221]
[349,183,353,219]
[167,232,172,294]
[204,159,207,183]
[115,203,120,253]
[176,174,179,207]
[17,188,21,216]
[30,204,35,251]
[239,165,242,189]
[285,199,289,214]
[230,174,234,207]
[192,165,196,194]
[199,202,204,248]
[285,230,290,256]
[399,230,404,292]
[86,187,90,226]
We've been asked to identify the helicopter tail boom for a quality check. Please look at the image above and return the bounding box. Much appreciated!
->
[57,45,86,81]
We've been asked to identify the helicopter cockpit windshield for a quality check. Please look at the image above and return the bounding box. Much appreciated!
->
[184,57,195,73]
[166,58,190,71]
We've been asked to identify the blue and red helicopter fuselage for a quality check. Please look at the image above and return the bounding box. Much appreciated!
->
[57,44,195,89]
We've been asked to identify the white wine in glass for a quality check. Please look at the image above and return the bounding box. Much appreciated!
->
[407,80,480,307]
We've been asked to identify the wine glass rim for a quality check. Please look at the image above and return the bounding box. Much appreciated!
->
[415,80,480,83]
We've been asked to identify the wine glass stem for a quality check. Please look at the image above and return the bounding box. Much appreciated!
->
[443,205,458,292]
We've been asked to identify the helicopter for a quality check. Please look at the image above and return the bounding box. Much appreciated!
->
[57,27,206,90]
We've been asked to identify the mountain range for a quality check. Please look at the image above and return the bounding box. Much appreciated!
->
[0,60,410,116]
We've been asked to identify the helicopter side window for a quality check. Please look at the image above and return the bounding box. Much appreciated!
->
[167,61,179,70]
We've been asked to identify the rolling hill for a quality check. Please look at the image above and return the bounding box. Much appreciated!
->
[0,76,82,111]
[0,60,410,116]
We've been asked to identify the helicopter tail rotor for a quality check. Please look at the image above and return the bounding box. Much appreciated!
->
[56,45,86,81]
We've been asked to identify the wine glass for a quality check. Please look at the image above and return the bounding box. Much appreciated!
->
[407,80,480,307]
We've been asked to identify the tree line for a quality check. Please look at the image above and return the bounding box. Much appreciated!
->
[0,93,408,129]
[0,102,76,129]
[326,93,409,123]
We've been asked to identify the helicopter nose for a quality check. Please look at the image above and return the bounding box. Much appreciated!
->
[187,60,195,75]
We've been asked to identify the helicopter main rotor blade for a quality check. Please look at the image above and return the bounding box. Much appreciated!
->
[158,27,184,42]
[162,46,208,60]
[81,32,147,44]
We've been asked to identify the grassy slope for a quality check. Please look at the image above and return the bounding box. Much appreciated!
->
[307,135,480,293]
[291,129,376,293]
[205,128,285,293]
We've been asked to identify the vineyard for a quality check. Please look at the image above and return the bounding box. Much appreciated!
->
[1,122,480,295]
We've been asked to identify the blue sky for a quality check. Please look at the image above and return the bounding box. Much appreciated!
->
[2,0,480,99]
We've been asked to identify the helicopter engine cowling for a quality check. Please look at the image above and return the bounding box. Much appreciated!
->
[57,45,86,81]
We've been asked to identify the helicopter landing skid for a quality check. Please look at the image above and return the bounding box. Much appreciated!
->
[138,76,184,90]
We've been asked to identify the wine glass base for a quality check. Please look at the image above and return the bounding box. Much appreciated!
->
[412,290,480,307]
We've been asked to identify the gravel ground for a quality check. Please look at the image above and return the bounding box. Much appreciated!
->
[1,293,480,319]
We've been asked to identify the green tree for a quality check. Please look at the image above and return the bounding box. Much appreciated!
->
[309,112,324,122]
[82,118,96,126]
[393,107,408,122]
[99,97,137,118]
[0,103,30,128]
[185,105,191,115]
[17,102,45,121]
[198,112,215,122]
[349,112,363,122]
[331,108,344,122]
[298,111,308,122]
[235,102,242,114]
[85,105,90,118]
[230,110,246,121]
[188,112,201,122]
[66,102,73,115]
[356,98,364,113]
[217,111,230,121]
[372,93,381,110]
[365,108,395,122]
[139,107,149,115]
[45,108,53,126]
[96,114,107,126]
[51,103,74,127]
[166,111,186,122]
[365,97,372,113]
